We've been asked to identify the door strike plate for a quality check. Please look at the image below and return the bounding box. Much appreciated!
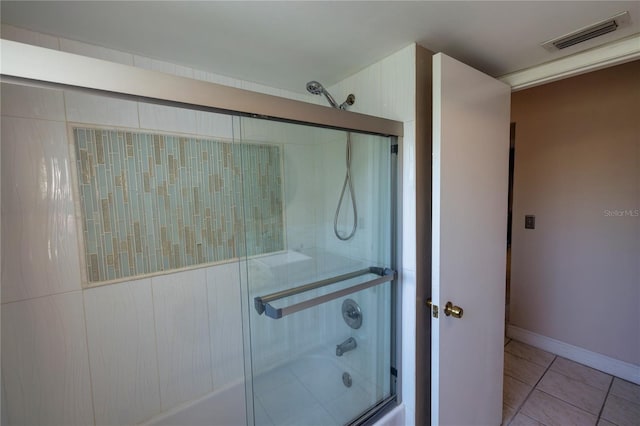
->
[426,299,439,318]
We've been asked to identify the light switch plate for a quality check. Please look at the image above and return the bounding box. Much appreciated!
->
[525,215,536,229]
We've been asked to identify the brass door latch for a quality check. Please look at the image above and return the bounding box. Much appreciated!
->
[426,299,463,319]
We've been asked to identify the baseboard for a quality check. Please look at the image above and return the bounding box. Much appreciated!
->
[507,325,640,385]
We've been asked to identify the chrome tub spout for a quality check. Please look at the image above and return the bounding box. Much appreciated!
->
[336,337,357,356]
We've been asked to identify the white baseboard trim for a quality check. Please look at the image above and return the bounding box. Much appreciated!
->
[507,325,640,385]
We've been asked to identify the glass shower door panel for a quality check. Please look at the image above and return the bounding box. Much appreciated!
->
[237,117,395,425]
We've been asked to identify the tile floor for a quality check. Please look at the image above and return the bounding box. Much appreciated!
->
[502,338,640,426]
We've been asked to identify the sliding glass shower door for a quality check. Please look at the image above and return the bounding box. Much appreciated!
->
[235,116,397,425]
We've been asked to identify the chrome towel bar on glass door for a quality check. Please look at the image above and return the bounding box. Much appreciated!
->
[254,267,396,319]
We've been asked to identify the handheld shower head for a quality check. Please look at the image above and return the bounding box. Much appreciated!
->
[306,80,354,110]
[306,81,324,95]
[306,80,339,108]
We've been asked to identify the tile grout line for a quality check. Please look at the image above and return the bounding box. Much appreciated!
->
[596,376,615,424]
[80,291,98,426]
[521,360,610,423]
[506,351,557,426]
[531,362,613,420]
[507,340,638,426]
[1,288,83,306]
[505,352,558,426]
[534,388,603,423]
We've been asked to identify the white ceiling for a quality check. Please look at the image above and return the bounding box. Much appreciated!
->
[2,1,639,93]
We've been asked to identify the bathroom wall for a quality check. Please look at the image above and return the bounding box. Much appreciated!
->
[510,61,640,367]
[1,24,420,425]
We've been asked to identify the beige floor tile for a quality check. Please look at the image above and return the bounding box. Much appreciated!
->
[510,413,544,426]
[549,357,612,391]
[610,377,640,405]
[520,390,597,426]
[596,419,617,426]
[505,341,555,367]
[504,352,547,386]
[601,393,640,426]
[504,375,532,409]
[537,370,607,415]
[502,403,518,425]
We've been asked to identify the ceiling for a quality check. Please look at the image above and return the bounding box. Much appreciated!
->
[2,1,639,93]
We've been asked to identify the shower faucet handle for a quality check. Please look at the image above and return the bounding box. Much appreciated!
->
[341,299,362,329]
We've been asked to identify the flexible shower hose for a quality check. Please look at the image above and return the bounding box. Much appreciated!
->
[334,132,358,240]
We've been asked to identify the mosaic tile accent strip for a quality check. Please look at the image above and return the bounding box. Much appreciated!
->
[73,128,284,283]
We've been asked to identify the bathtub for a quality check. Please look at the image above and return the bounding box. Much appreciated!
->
[144,352,400,426]
[144,382,246,426]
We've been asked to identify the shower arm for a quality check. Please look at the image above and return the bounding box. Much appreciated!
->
[321,90,340,109]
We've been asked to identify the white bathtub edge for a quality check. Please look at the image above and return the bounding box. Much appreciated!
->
[141,378,246,426]
[373,403,406,426]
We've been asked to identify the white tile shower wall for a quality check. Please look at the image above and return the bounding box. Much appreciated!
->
[400,120,417,272]
[83,279,161,426]
[1,115,82,303]
[282,143,319,251]
[0,82,66,121]
[0,81,251,424]
[152,268,214,410]
[206,262,245,388]
[1,292,94,426]
[314,132,391,267]
[138,103,198,135]
[242,120,398,373]
[327,44,416,122]
[196,110,234,140]
[325,285,392,397]
[65,91,140,128]
[133,55,195,78]
[328,44,418,425]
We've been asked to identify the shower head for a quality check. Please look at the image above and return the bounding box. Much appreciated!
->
[306,80,339,108]
[306,80,355,110]
[306,81,324,95]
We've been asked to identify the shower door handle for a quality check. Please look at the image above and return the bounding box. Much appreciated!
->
[254,267,396,319]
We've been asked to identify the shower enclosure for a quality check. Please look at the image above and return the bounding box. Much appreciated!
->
[1,39,401,426]
[238,117,397,425]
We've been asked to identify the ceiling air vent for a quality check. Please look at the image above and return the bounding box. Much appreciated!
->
[541,11,631,51]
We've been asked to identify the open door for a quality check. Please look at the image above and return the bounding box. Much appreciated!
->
[431,53,511,425]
